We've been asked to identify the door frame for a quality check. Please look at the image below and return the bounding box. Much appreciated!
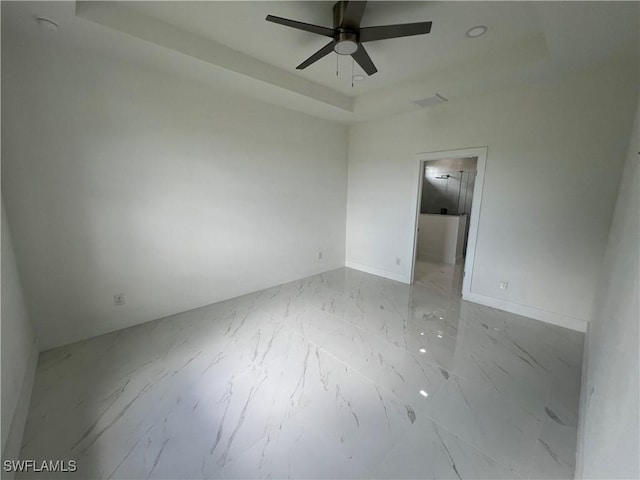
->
[409,147,488,298]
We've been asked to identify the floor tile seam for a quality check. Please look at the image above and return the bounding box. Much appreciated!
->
[419,408,527,479]
[361,408,427,479]
[273,317,388,394]
[524,433,545,480]
[204,357,327,469]
[523,378,555,478]
[215,311,298,372]
[325,286,414,314]
[169,307,286,374]
[397,338,456,376]
[447,368,554,443]
[436,374,545,461]
[461,319,560,373]
[255,303,353,339]
[271,315,424,429]
[251,323,421,475]
[253,408,375,478]
[318,281,358,297]
[269,324,449,431]
[209,309,258,338]
[285,299,463,385]
[312,273,412,300]
[212,419,288,476]
[261,298,462,394]
[446,365,552,423]
[460,318,556,380]
[278,296,403,345]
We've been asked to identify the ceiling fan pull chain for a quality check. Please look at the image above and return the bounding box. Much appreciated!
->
[351,57,355,87]
[336,54,339,76]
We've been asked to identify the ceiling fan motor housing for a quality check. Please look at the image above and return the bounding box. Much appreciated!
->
[333,1,360,55]
[334,31,358,55]
[333,1,359,30]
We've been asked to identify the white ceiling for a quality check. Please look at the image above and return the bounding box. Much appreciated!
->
[124,1,545,95]
[3,1,639,123]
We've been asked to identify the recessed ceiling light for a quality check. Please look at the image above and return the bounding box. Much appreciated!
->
[353,74,366,82]
[36,16,59,31]
[466,25,487,38]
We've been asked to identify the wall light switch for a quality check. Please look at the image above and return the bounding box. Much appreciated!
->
[499,281,509,290]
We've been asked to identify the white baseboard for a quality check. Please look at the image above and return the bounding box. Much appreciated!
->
[345,261,410,284]
[463,291,588,332]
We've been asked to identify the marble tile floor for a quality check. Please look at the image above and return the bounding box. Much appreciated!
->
[18,261,584,479]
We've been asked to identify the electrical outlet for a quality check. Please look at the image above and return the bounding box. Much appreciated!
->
[318,251,323,260]
[499,281,509,290]
[114,293,125,306]
[395,258,401,266]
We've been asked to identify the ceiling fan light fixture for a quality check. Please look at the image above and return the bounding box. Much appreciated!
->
[334,39,358,55]
[465,25,487,38]
[334,31,359,55]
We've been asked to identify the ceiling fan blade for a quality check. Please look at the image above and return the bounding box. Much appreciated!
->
[359,22,432,42]
[296,41,336,70]
[340,1,367,29]
[266,15,334,37]
[351,44,377,75]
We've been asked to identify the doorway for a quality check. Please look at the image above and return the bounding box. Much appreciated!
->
[410,147,487,298]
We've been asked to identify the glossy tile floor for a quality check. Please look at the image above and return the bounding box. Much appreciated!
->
[19,261,584,479]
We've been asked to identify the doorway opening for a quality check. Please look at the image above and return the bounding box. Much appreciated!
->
[410,147,487,299]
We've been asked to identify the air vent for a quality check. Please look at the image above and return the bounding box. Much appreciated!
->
[411,94,448,107]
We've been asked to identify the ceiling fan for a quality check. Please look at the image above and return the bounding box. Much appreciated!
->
[266,1,432,76]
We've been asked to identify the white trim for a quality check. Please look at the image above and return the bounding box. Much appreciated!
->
[410,147,488,298]
[574,321,590,478]
[463,291,588,332]
[345,261,410,284]
[409,159,426,283]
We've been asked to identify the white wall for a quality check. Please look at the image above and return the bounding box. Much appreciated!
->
[346,59,638,329]
[1,38,348,350]
[576,104,639,479]
[1,199,38,475]
[417,214,465,264]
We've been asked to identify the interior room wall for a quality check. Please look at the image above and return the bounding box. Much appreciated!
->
[345,58,638,329]
[575,103,639,479]
[1,199,39,476]
[1,37,348,350]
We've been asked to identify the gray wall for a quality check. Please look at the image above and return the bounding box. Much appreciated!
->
[576,103,639,478]
[1,198,38,476]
